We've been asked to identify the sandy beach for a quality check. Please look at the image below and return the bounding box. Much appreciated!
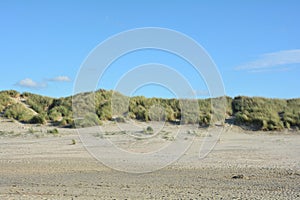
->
[0,118,299,199]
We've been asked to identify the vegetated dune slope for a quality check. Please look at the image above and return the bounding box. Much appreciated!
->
[0,89,300,131]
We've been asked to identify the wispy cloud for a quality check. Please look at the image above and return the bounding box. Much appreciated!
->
[15,78,47,89]
[248,67,292,73]
[48,76,71,82]
[235,49,300,72]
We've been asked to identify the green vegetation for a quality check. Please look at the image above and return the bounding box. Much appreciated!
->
[74,113,102,128]
[0,89,299,131]
[4,103,35,122]
[28,127,39,134]
[143,126,154,135]
[48,97,72,123]
[30,114,46,124]
[232,96,300,131]
[22,92,53,114]
[160,131,175,141]
[114,116,126,123]
[71,139,76,145]
[59,117,73,127]
[0,130,15,136]
[0,91,14,112]
[47,128,59,134]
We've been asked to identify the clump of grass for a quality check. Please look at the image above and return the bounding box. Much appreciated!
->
[59,117,73,127]
[47,128,59,135]
[22,92,53,114]
[162,134,175,141]
[186,129,206,137]
[114,116,126,123]
[34,133,42,138]
[232,96,292,131]
[73,113,102,128]
[160,131,175,141]
[4,103,35,123]
[143,126,154,135]
[104,131,126,136]
[28,127,37,134]
[94,132,104,138]
[146,126,153,132]
[71,139,76,145]
[105,131,116,136]
[13,133,22,137]
[30,114,46,124]
[0,130,14,136]
[0,92,13,113]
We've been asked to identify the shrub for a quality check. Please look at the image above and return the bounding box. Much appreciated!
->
[114,116,125,123]
[127,112,136,119]
[132,105,149,121]
[59,117,73,127]
[0,93,13,112]
[28,127,36,133]
[96,101,112,120]
[0,90,20,98]
[199,113,211,127]
[71,139,76,145]
[47,128,59,134]
[55,106,70,117]
[146,126,153,132]
[4,103,34,122]
[48,109,62,121]
[165,106,176,121]
[23,92,53,114]
[30,114,46,124]
[148,105,165,121]
[143,126,154,135]
[74,113,102,128]
[232,96,290,131]
[180,100,199,124]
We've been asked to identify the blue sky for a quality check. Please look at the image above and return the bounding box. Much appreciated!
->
[0,0,299,98]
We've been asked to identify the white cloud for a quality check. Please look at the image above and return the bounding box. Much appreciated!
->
[235,49,300,71]
[249,67,292,73]
[16,75,71,89]
[16,78,47,89]
[48,76,71,82]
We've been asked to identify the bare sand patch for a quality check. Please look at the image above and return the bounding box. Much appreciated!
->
[0,120,299,199]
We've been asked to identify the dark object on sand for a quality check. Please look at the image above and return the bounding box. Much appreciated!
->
[232,174,244,179]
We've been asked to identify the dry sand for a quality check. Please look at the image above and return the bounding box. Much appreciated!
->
[0,118,299,199]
